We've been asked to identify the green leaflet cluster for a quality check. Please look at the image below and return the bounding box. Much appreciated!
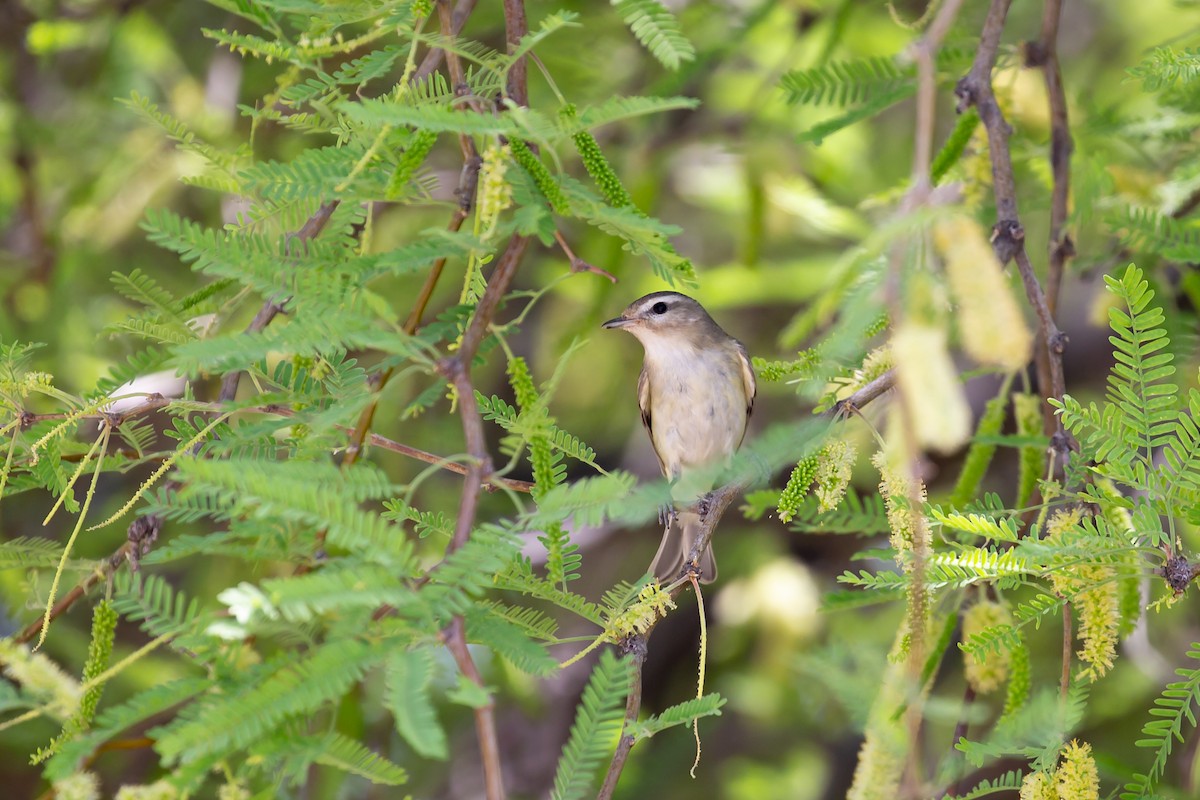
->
[0,1,717,794]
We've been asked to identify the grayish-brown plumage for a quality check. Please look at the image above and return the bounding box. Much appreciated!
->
[602,291,756,583]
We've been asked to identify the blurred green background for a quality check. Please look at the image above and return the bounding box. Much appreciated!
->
[2,0,1200,797]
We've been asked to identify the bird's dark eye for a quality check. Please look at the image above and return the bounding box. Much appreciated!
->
[651,301,668,315]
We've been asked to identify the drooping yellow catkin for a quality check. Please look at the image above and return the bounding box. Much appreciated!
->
[1056,740,1100,800]
[872,449,930,569]
[218,782,251,800]
[846,625,914,800]
[1021,770,1058,800]
[116,782,178,800]
[477,142,513,238]
[0,640,81,720]
[1045,510,1120,680]
[962,600,1013,694]
[53,772,100,800]
[815,440,857,513]
[934,215,1034,372]
[891,322,971,453]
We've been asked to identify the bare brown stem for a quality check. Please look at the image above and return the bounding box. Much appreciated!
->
[14,543,132,645]
[596,638,646,800]
[955,0,1070,456]
[428,5,532,799]
[445,616,507,800]
[412,0,479,84]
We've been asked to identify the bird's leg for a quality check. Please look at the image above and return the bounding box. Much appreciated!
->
[696,491,715,521]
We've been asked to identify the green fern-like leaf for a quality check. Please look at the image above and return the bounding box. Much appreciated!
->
[1128,46,1200,91]
[940,770,1024,800]
[782,55,911,106]
[260,731,408,786]
[44,677,211,781]
[634,693,725,740]
[465,606,558,676]
[385,647,448,760]
[1109,207,1200,262]
[1122,644,1200,798]
[112,571,205,642]
[551,650,633,800]
[611,0,694,70]
[173,457,416,570]
[153,638,386,765]
[799,84,916,145]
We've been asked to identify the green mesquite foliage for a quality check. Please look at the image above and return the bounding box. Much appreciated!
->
[562,105,635,209]
[508,138,570,215]
[777,453,820,523]
[385,128,439,200]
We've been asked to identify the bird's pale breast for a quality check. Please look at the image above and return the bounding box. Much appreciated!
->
[642,339,748,481]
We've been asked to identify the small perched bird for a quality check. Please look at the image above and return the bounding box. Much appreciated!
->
[602,292,756,583]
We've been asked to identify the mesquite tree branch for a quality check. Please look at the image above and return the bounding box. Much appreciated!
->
[954,0,1068,432]
[429,4,532,798]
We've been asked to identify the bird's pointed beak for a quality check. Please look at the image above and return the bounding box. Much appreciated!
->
[602,315,632,329]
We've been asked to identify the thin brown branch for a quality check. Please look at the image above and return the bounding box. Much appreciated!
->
[14,543,132,645]
[364,430,534,493]
[503,0,529,106]
[430,5,530,799]
[908,0,968,194]
[955,0,1070,455]
[1026,0,1073,317]
[412,0,479,84]
[596,637,646,800]
[554,229,617,282]
[445,616,507,800]
[828,369,897,420]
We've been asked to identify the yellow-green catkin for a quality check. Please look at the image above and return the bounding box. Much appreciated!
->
[1046,510,1120,681]
[1094,476,1142,638]
[961,600,1013,694]
[1021,770,1058,800]
[776,453,819,523]
[410,0,434,18]
[891,322,971,453]
[814,440,856,513]
[32,599,119,764]
[78,600,117,723]
[934,215,1034,372]
[872,449,931,569]
[477,142,513,238]
[218,782,251,800]
[0,639,81,720]
[508,138,569,214]
[1014,392,1044,510]
[115,782,178,800]
[608,583,676,640]
[563,105,635,209]
[847,625,919,800]
[1002,636,1031,719]
[385,128,438,200]
[1056,740,1100,800]
[53,772,100,800]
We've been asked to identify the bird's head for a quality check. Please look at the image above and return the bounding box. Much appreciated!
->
[601,292,719,344]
